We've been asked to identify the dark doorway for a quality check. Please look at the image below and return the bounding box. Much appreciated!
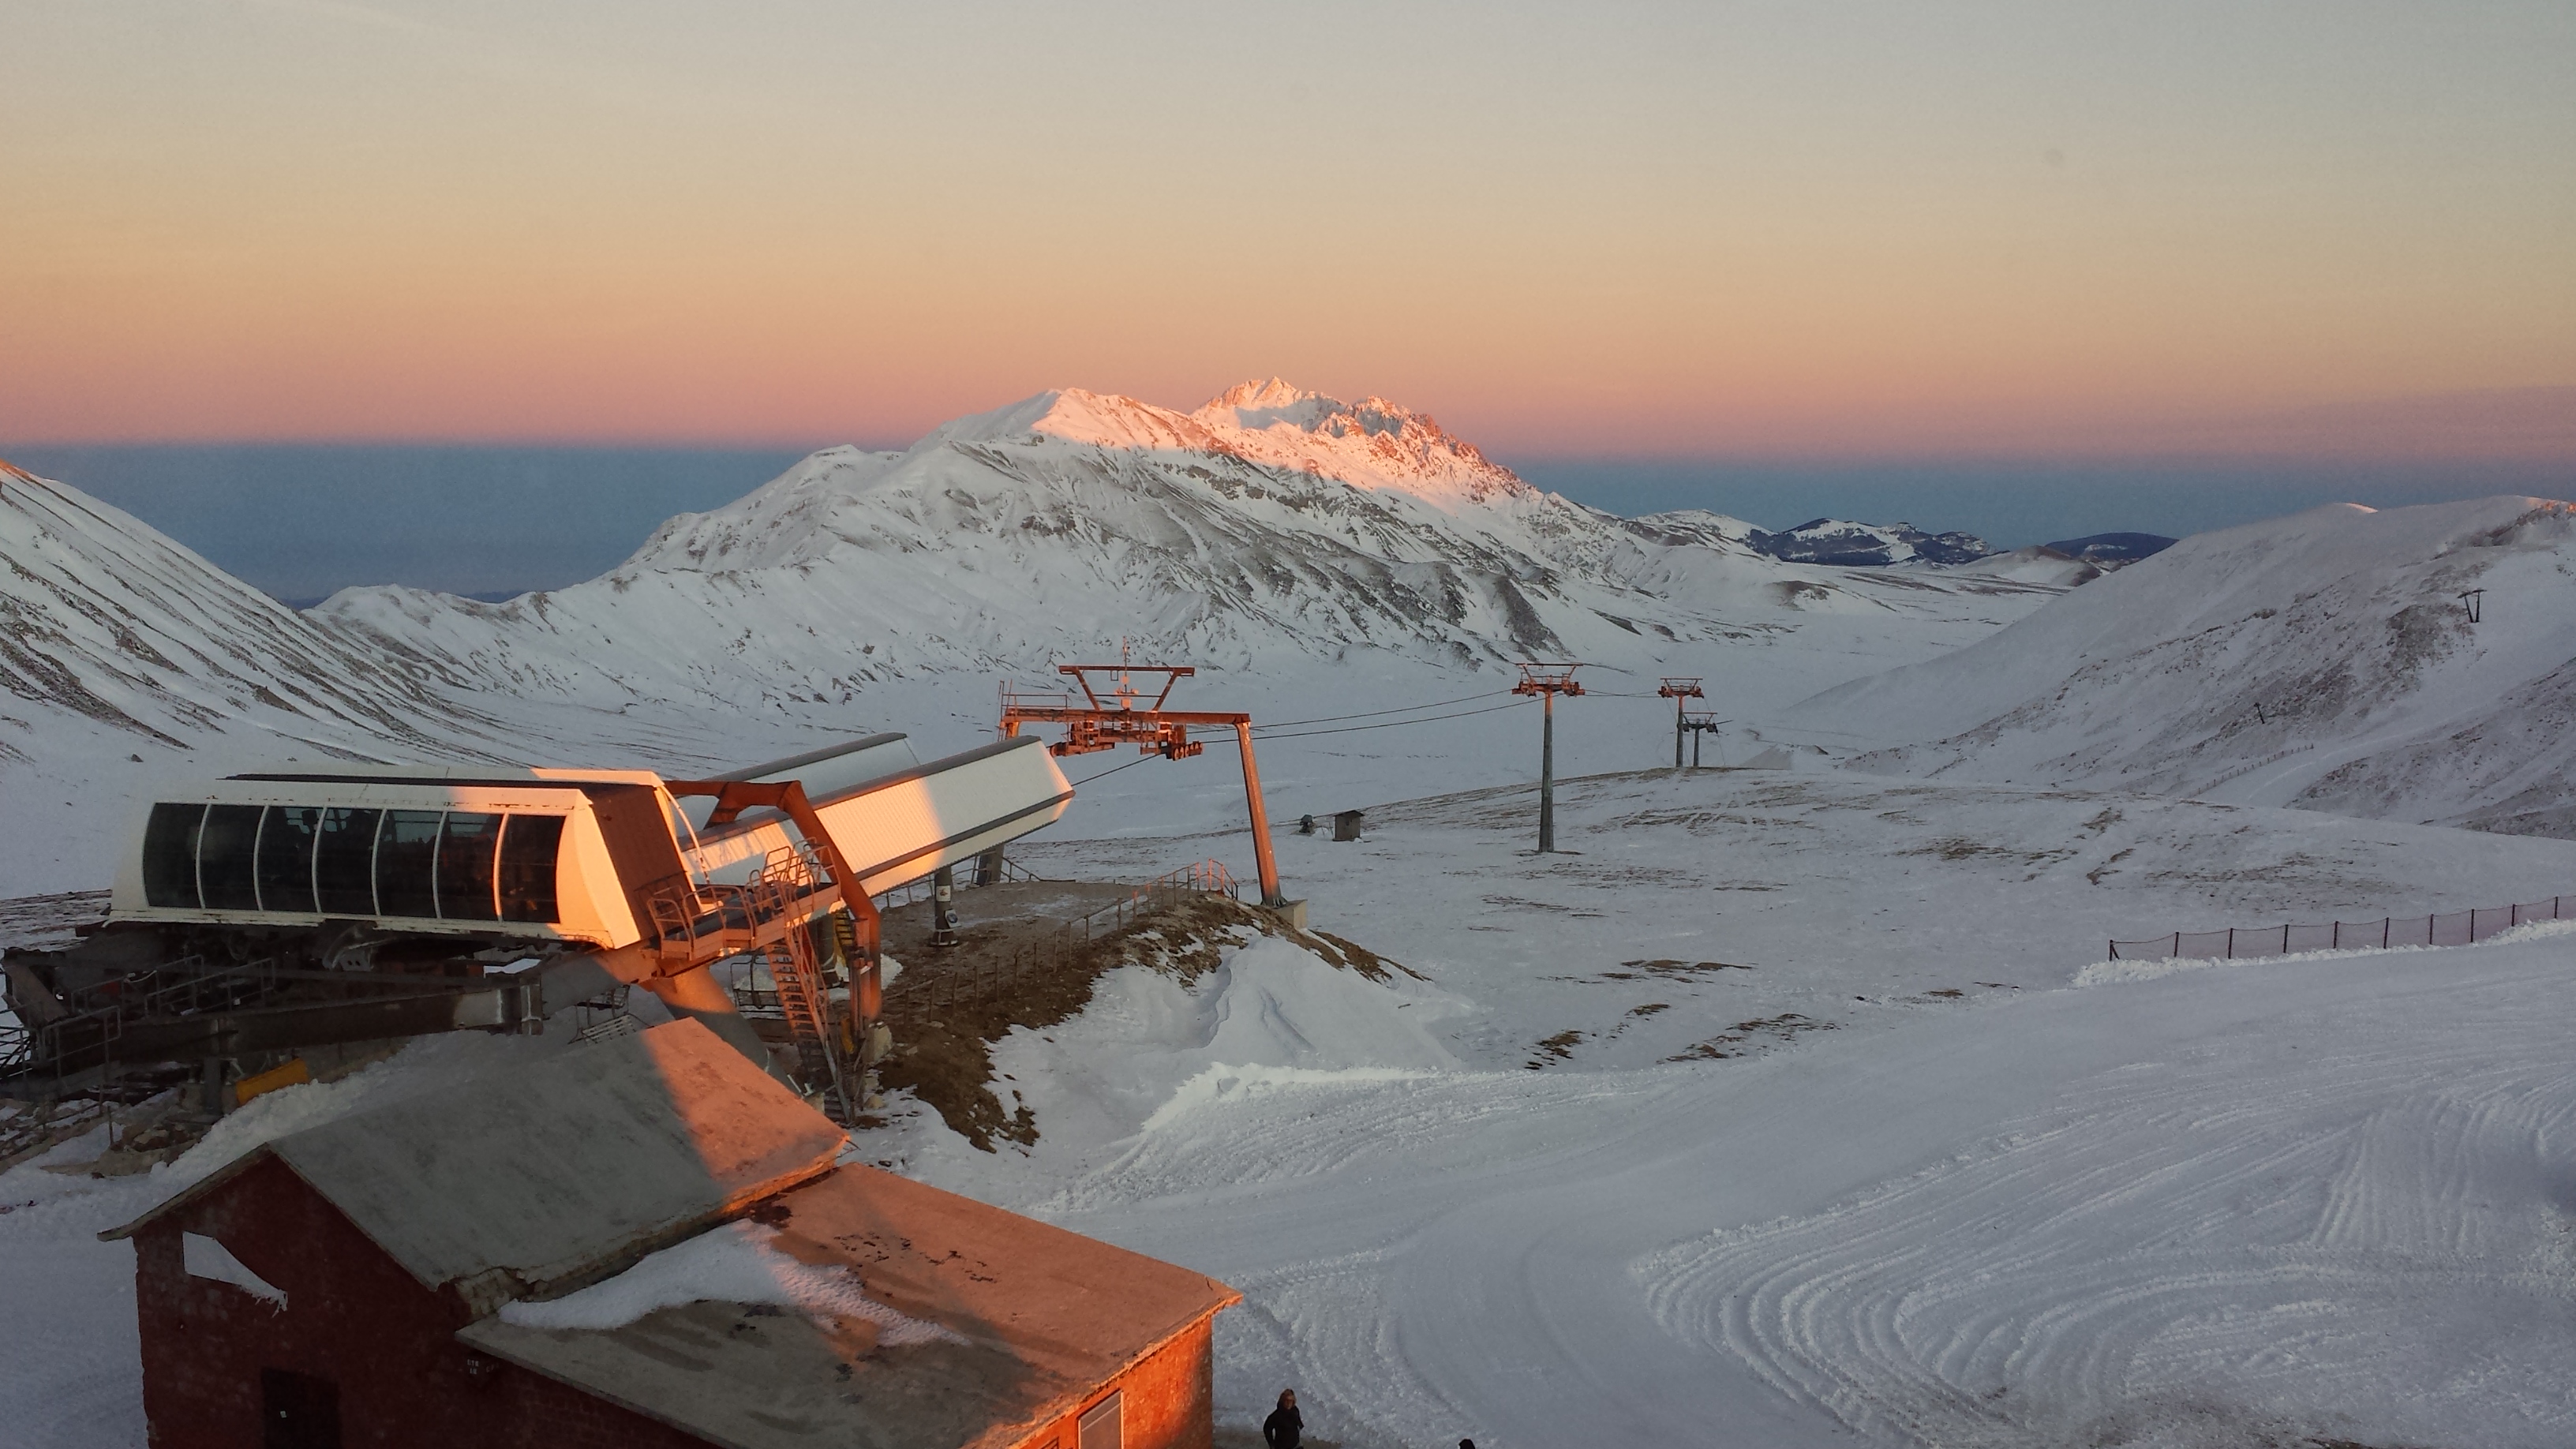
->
[260,1368,342,1449]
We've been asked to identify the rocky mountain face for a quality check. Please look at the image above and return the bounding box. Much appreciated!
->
[1743,519,1998,567]
[1785,496,2576,838]
[2041,532,2177,565]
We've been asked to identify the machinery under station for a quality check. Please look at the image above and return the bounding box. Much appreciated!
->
[2,660,1301,1156]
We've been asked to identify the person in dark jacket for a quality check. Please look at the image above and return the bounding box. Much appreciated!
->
[1262,1389,1302,1448]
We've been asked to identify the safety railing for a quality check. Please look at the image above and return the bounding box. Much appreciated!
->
[882,861,1239,1022]
[870,854,1048,913]
[2,953,283,1090]
[646,846,841,966]
[2108,895,2570,960]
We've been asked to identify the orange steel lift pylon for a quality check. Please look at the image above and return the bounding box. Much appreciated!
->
[999,660,1287,908]
[1514,662,1585,854]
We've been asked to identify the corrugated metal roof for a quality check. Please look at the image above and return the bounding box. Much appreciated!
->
[459,1163,1241,1449]
[106,1020,844,1303]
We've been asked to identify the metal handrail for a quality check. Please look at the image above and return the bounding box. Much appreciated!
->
[882,860,1240,1020]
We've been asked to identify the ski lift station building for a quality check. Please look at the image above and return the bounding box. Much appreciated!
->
[106,1019,1239,1449]
[10,732,1073,1110]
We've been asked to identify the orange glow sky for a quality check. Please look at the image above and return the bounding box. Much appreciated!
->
[4,2,2571,460]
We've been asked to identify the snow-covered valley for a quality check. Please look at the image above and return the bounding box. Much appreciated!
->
[6,380,2576,1448]
[9,766,2574,1448]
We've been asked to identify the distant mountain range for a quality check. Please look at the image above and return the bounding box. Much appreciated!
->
[2,384,2079,887]
[5,381,2569,898]
[1741,519,2000,567]
[316,381,2072,702]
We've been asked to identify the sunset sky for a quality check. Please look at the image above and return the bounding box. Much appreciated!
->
[5,1,2571,462]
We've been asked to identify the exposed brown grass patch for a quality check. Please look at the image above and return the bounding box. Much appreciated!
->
[875,893,1412,1151]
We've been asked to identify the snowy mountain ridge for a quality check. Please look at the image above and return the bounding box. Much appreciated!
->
[1785,496,2576,837]
[0,457,493,766]
[0,384,2075,890]
[320,381,2062,717]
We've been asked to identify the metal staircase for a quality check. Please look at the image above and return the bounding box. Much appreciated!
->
[744,850,856,1121]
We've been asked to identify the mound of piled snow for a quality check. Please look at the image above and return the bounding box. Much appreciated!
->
[897,936,1462,1188]
[1024,936,1458,1140]
[1783,496,2576,837]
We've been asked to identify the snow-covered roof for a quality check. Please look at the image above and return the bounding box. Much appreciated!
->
[103,1020,844,1302]
[457,1162,1241,1449]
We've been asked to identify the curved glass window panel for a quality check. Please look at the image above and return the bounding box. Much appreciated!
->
[141,804,205,909]
[374,811,443,919]
[496,814,565,923]
[198,805,264,912]
[313,808,382,915]
[436,813,503,921]
[256,807,321,913]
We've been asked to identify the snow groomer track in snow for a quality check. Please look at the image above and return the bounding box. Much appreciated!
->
[0,733,1072,1121]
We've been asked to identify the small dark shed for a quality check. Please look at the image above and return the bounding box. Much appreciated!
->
[105,1019,1237,1449]
[1331,811,1365,841]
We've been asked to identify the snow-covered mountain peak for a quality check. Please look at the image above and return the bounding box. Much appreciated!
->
[898,379,1530,512]
[919,388,1225,456]
[1187,379,1531,510]
[1196,376,1330,429]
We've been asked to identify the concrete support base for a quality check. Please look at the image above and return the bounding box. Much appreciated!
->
[1262,900,1310,931]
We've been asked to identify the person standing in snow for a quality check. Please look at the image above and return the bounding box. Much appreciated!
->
[1263,1389,1303,1448]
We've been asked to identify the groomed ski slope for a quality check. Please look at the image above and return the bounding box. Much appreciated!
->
[1011,927,2576,1449]
[6,769,2574,1448]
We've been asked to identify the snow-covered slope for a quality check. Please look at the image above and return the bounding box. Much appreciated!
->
[0,458,485,762]
[1783,496,2576,837]
[318,383,2064,714]
[0,459,532,885]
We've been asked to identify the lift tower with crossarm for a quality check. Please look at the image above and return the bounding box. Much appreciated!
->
[1657,677,1705,768]
[1514,662,1586,853]
[999,657,1292,914]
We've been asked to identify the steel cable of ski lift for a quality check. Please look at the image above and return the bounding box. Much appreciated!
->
[1253,689,1515,729]
[1252,698,1532,740]
[1065,697,1535,783]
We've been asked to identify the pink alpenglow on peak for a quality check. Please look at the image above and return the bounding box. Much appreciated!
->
[1189,379,1532,510]
[923,380,1533,513]
[919,388,1228,457]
